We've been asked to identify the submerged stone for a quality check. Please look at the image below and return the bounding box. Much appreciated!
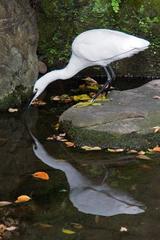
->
[59,80,160,150]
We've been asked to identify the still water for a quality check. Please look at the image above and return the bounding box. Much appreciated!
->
[0,78,160,240]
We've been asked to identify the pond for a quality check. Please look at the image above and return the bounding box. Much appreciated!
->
[0,77,160,240]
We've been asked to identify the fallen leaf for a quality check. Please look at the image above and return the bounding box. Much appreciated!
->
[152,146,160,152]
[138,150,146,155]
[31,99,46,106]
[0,201,12,207]
[6,226,17,231]
[120,226,128,232]
[127,149,138,153]
[34,223,53,228]
[64,141,75,147]
[74,101,101,108]
[62,228,76,235]
[136,155,151,160]
[71,223,83,229]
[32,171,49,180]
[83,76,98,84]
[15,195,31,203]
[108,148,124,153]
[73,94,91,102]
[51,95,61,101]
[152,126,160,133]
[81,146,101,151]
[153,95,160,99]
[0,224,6,234]
[8,108,18,113]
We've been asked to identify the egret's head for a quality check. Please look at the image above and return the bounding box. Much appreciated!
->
[29,78,48,106]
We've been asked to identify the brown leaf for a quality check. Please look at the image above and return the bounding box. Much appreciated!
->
[0,201,12,207]
[71,223,83,229]
[31,99,46,106]
[15,195,31,203]
[32,171,49,180]
[64,141,75,147]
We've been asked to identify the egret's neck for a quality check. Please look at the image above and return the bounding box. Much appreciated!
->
[40,53,89,86]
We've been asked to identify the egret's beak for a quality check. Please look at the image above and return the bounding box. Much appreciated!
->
[28,90,38,107]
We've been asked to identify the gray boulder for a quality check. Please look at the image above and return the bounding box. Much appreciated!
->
[0,0,38,109]
[60,80,160,150]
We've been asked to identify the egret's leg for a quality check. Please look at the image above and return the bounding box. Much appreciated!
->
[107,65,116,81]
[91,66,112,102]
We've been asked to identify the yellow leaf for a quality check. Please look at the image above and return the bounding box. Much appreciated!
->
[81,146,101,151]
[62,228,76,235]
[73,94,91,102]
[32,171,49,181]
[74,101,101,108]
[15,195,31,203]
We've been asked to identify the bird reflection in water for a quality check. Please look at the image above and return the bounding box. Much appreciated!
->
[30,132,145,217]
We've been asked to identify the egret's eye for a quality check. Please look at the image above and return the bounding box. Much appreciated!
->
[34,88,38,93]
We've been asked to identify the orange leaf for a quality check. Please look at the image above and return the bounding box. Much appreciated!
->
[152,146,160,152]
[32,171,49,181]
[15,195,31,203]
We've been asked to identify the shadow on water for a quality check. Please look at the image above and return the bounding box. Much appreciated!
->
[0,78,160,239]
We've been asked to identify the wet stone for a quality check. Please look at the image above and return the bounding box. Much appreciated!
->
[59,80,160,150]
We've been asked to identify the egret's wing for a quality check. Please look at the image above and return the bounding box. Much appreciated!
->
[72,30,134,62]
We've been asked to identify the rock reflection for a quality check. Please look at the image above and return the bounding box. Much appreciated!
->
[31,132,145,217]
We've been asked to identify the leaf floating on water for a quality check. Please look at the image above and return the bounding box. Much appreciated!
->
[74,101,101,108]
[51,95,61,101]
[107,148,124,153]
[8,108,18,113]
[152,126,160,133]
[0,201,12,207]
[138,150,146,155]
[62,228,76,235]
[83,76,98,84]
[15,195,31,203]
[152,146,160,152]
[31,99,46,106]
[71,223,83,229]
[127,149,138,153]
[120,226,128,232]
[81,146,101,151]
[136,155,151,160]
[153,95,160,99]
[32,171,49,181]
[64,141,75,148]
[6,226,17,231]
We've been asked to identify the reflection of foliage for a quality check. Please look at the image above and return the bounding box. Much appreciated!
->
[37,0,160,66]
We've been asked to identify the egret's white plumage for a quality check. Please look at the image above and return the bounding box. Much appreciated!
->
[31,29,150,104]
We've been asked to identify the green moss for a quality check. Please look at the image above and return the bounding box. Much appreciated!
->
[60,120,160,150]
[0,85,32,110]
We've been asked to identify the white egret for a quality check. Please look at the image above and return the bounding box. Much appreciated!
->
[30,29,150,104]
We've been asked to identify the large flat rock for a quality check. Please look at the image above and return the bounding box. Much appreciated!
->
[59,80,160,149]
